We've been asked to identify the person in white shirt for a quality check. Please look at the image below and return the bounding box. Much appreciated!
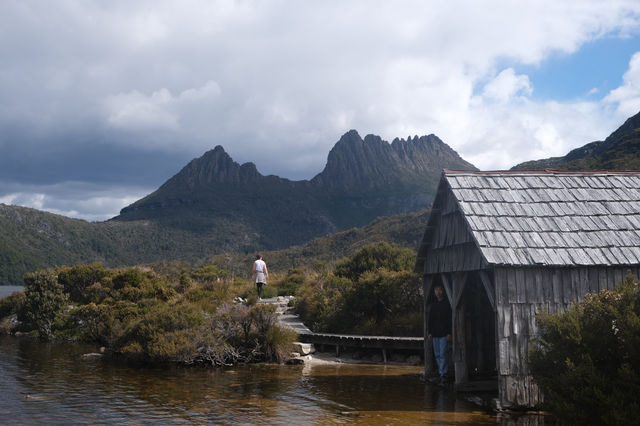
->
[251,254,268,300]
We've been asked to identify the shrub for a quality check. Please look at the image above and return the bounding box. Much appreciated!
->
[23,269,68,339]
[334,241,415,281]
[0,290,25,319]
[177,270,192,293]
[70,302,107,342]
[56,263,110,304]
[111,268,149,290]
[295,243,421,336]
[113,302,204,362]
[339,269,422,335]
[295,275,350,332]
[15,262,296,366]
[529,272,640,425]
[265,325,298,362]
[191,265,229,282]
[261,284,278,299]
[0,291,26,335]
[275,268,306,296]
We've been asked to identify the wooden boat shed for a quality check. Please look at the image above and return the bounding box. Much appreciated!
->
[415,170,640,409]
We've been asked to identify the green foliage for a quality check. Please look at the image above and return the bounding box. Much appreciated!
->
[265,324,298,362]
[0,290,25,319]
[23,269,68,339]
[178,270,192,293]
[0,199,432,287]
[56,263,110,303]
[274,268,305,296]
[295,243,422,336]
[115,301,205,362]
[191,265,229,282]
[296,274,350,332]
[529,272,640,425]
[0,290,26,335]
[338,269,423,335]
[333,241,415,281]
[260,285,278,299]
[7,262,297,366]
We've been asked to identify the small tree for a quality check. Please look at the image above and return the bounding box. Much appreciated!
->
[529,272,640,425]
[333,241,415,282]
[56,263,109,303]
[23,269,68,339]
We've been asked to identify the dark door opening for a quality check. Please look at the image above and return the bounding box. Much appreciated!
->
[462,274,496,381]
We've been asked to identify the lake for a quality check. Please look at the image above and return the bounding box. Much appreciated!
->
[0,286,24,298]
[0,335,528,425]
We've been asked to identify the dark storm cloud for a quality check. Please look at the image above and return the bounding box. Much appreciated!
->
[0,134,191,187]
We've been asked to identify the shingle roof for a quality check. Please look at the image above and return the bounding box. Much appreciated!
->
[441,170,640,266]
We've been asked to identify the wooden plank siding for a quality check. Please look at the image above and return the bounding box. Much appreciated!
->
[493,265,640,408]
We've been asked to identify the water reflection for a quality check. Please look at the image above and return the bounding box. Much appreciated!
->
[0,336,547,424]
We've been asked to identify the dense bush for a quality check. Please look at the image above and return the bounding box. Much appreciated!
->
[56,263,110,304]
[275,268,306,296]
[333,241,415,281]
[23,269,68,339]
[0,290,25,319]
[0,291,26,334]
[295,274,351,332]
[529,272,640,425]
[295,242,422,336]
[191,265,229,282]
[338,269,422,335]
[1,264,297,366]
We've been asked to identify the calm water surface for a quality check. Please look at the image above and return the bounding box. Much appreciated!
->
[0,336,505,425]
[0,286,23,298]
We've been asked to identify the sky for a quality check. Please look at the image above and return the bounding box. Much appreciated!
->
[2,1,640,221]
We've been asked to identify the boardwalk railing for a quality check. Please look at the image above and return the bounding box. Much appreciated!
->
[299,332,423,362]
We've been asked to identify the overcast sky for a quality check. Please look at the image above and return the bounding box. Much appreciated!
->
[2,1,640,221]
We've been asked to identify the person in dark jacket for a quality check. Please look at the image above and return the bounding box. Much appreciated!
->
[427,284,452,382]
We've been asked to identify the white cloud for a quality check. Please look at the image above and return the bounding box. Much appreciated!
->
[103,80,222,133]
[604,51,640,116]
[104,88,180,130]
[0,182,152,221]
[455,77,615,170]
[482,69,532,104]
[2,1,640,218]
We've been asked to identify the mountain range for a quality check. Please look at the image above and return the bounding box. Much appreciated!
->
[112,130,475,249]
[0,130,474,285]
[3,111,640,286]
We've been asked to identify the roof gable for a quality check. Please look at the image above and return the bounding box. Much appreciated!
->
[417,170,640,272]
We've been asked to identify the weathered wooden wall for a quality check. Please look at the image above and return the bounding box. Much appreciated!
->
[494,265,640,408]
[418,182,488,274]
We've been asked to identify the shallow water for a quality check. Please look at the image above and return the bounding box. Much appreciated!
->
[0,335,509,425]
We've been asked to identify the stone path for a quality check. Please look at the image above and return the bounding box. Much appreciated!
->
[258,296,313,335]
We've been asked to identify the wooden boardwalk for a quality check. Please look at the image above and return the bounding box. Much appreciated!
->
[261,297,424,362]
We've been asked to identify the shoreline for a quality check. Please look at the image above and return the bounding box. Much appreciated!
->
[287,348,424,367]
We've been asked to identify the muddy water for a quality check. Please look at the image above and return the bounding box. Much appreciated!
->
[0,335,536,425]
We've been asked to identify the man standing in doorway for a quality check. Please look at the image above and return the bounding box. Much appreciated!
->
[427,284,452,383]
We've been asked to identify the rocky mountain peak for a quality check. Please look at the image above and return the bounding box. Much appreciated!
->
[311,130,476,191]
[162,145,263,190]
